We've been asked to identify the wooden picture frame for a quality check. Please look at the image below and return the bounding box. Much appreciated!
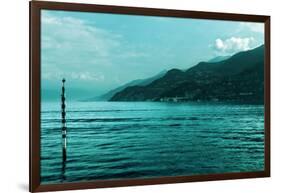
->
[30,1,270,192]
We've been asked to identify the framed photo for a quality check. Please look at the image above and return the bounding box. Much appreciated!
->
[30,1,270,192]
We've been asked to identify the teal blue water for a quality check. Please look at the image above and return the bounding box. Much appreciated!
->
[40,102,264,184]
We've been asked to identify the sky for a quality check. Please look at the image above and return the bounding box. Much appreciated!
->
[41,10,264,101]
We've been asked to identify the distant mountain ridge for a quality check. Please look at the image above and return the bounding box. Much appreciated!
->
[86,70,167,101]
[110,45,264,103]
[207,55,231,63]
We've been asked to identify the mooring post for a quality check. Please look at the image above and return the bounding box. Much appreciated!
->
[61,78,67,162]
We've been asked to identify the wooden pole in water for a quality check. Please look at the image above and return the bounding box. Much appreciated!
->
[61,78,67,162]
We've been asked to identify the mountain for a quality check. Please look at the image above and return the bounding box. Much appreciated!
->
[86,70,166,101]
[110,45,264,103]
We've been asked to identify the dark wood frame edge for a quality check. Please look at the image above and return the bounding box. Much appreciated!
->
[30,1,41,192]
[264,16,271,177]
[29,1,271,192]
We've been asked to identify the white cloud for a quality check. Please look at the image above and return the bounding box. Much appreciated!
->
[41,11,147,81]
[41,12,121,57]
[70,72,105,81]
[213,37,256,55]
[41,14,62,25]
[118,51,148,59]
[41,11,126,85]
[240,22,264,33]
[42,71,105,82]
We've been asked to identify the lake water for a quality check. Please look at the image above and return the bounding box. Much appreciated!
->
[40,101,264,184]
